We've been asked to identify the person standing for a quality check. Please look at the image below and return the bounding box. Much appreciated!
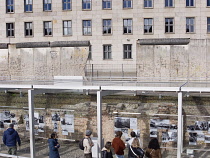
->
[101,141,113,158]
[128,137,142,158]
[128,131,143,158]
[145,138,162,158]
[3,123,21,155]
[48,133,60,158]
[112,131,126,158]
[83,130,94,158]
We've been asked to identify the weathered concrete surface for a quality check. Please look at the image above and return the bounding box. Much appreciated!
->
[0,44,89,80]
[137,39,210,81]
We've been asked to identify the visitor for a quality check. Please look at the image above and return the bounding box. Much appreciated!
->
[3,123,21,155]
[101,141,113,158]
[145,138,162,158]
[83,130,94,158]
[112,131,125,158]
[48,133,60,158]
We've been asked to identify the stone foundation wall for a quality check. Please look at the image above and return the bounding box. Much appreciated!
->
[1,92,210,151]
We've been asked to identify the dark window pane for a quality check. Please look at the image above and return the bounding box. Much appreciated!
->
[208,0,210,6]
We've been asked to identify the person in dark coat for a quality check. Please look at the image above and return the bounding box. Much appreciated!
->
[101,141,113,158]
[48,133,60,158]
[3,123,21,155]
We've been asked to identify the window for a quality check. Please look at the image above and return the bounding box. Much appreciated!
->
[186,0,194,7]
[25,0,33,12]
[144,0,153,8]
[6,23,14,37]
[165,18,174,33]
[43,0,52,11]
[63,20,72,36]
[6,0,14,13]
[123,44,132,59]
[25,22,33,36]
[144,18,153,34]
[103,45,112,59]
[165,0,173,7]
[207,0,210,6]
[123,19,132,34]
[44,21,52,36]
[63,0,71,10]
[83,20,92,35]
[123,0,132,8]
[102,0,111,9]
[103,19,112,34]
[186,17,195,33]
[82,0,91,10]
[208,17,210,33]
[88,45,92,60]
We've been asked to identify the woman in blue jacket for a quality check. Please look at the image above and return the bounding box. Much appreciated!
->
[48,133,60,158]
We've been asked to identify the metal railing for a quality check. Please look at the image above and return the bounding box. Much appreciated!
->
[0,153,29,158]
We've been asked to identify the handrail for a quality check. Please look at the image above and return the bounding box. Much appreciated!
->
[0,153,29,158]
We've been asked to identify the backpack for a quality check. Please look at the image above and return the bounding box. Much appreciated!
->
[79,138,85,150]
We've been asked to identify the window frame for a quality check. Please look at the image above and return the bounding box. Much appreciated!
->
[165,18,174,33]
[6,23,15,37]
[82,0,92,10]
[123,19,133,34]
[43,21,53,36]
[25,22,33,37]
[186,0,195,7]
[6,0,14,13]
[43,0,52,11]
[102,0,112,9]
[103,19,112,35]
[123,0,132,9]
[82,20,92,36]
[63,0,71,11]
[63,20,72,36]
[144,18,153,34]
[186,17,195,33]
[165,0,174,7]
[24,0,33,12]
[123,44,132,59]
[103,45,112,60]
[144,0,153,8]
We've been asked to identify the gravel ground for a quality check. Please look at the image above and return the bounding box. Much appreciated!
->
[0,137,199,158]
[0,138,84,158]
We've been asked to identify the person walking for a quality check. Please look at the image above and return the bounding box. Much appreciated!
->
[145,138,162,158]
[48,133,60,158]
[101,141,113,158]
[3,123,21,155]
[83,130,94,158]
[112,131,126,158]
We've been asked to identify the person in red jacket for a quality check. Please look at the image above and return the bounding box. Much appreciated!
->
[112,131,126,158]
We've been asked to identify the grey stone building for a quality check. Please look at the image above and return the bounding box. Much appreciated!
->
[0,0,210,81]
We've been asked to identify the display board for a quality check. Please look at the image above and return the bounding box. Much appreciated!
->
[114,117,140,141]
[0,111,17,129]
[187,121,210,145]
[150,119,178,142]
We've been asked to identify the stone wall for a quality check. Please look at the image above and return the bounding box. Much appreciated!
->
[137,39,210,81]
[0,42,89,80]
[1,92,210,151]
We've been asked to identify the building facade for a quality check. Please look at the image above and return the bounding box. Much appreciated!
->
[1,0,210,80]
